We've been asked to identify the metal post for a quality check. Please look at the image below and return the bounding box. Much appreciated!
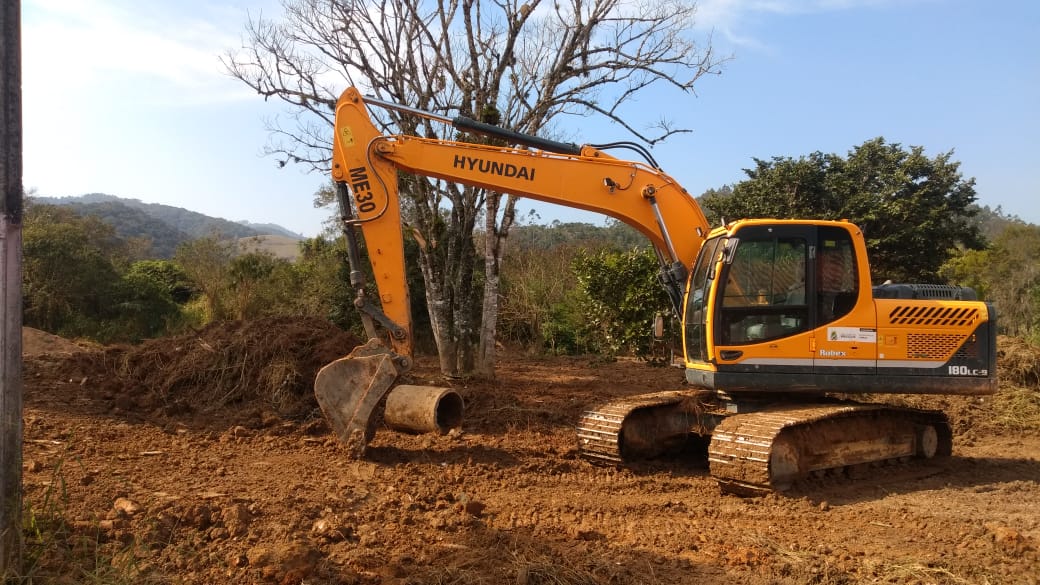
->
[0,0,23,578]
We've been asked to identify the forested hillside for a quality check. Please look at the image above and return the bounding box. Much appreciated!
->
[32,193,301,257]
[508,220,646,250]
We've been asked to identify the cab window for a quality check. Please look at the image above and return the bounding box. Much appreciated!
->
[718,237,809,345]
[816,226,858,324]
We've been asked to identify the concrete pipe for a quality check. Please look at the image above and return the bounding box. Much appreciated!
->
[384,385,464,435]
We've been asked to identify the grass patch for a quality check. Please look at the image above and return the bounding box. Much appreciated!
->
[989,383,1040,431]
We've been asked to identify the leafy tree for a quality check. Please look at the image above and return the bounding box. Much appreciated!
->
[573,247,671,358]
[127,260,194,303]
[499,241,586,351]
[702,138,984,283]
[23,204,126,334]
[971,204,1026,242]
[225,252,285,319]
[508,220,645,251]
[170,232,368,330]
[174,236,235,321]
[172,241,323,322]
[23,203,179,342]
[942,223,1040,341]
[224,0,723,378]
[292,230,428,345]
[295,235,358,330]
[104,270,182,342]
[500,221,647,354]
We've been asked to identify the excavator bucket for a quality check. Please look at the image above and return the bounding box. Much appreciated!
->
[314,339,401,459]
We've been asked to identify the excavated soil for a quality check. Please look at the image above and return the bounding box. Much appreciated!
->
[20,319,1040,584]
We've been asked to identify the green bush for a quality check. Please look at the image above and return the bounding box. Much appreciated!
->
[572,247,671,359]
[942,222,1040,342]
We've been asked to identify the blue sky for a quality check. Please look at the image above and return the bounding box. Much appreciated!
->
[21,0,1039,237]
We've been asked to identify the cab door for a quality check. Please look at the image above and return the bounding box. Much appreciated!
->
[712,224,815,376]
[810,225,877,375]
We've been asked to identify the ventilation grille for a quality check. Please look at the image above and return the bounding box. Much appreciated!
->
[906,333,966,360]
[888,305,978,327]
[954,335,979,359]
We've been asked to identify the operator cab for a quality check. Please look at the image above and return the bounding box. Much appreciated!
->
[683,220,865,390]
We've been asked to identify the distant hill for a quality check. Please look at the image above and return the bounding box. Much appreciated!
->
[972,204,1033,242]
[236,221,302,240]
[31,193,302,258]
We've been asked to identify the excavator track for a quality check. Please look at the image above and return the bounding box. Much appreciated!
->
[577,390,720,464]
[708,403,952,495]
[578,394,953,496]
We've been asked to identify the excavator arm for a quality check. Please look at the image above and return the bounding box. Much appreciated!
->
[316,87,711,457]
[332,88,711,322]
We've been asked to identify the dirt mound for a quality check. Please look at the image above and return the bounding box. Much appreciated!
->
[107,317,361,419]
[22,326,91,356]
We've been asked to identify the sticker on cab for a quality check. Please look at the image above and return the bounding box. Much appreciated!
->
[827,327,877,343]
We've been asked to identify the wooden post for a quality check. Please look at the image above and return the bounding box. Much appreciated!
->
[0,0,23,578]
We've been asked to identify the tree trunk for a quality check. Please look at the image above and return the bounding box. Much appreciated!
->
[414,226,458,376]
[410,182,482,378]
[450,204,479,375]
[476,193,517,378]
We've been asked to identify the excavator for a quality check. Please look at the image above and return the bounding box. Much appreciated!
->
[314,87,998,494]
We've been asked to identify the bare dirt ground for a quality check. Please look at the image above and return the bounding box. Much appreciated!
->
[20,321,1040,584]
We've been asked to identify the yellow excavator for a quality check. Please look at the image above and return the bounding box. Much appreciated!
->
[315,87,997,494]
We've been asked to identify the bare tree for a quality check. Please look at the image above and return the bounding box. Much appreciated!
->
[224,0,723,377]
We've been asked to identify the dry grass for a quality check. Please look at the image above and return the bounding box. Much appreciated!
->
[997,335,1040,388]
[510,550,601,585]
[987,383,1040,431]
[992,336,1040,432]
[868,560,976,585]
[747,535,809,566]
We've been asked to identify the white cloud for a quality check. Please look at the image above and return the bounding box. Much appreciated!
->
[693,0,919,47]
[23,0,263,106]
